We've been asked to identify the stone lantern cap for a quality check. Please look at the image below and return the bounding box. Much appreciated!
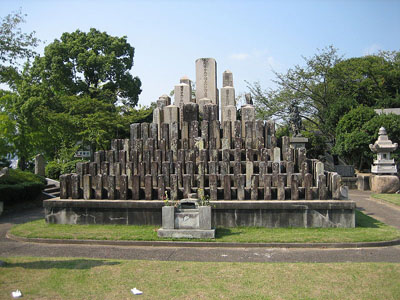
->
[369,127,398,153]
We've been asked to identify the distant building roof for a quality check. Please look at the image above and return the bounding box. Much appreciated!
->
[374,108,400,115]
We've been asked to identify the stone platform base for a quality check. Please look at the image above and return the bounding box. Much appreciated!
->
[44,199,355,228]
[157,228,216,239]
[370,175,400,193]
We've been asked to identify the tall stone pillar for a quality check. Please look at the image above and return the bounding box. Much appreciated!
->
[221,70,235,123]
[195,58,217,105]
[241,104,255,138]
[180,76,193,102]
[174,83,191,127]
[163,105,180,125]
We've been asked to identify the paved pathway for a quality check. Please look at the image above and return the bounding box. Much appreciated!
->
[349,190,400,229]
[1,191,400,263]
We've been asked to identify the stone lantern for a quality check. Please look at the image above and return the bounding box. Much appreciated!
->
[369,127,398,174]
[369,127,399,193]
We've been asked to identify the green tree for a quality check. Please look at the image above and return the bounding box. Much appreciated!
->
[0,9,39,85]
[251,47,400,139]
[333,106,400,170]
[0,28,146,169]
[30,28,141,107]
[250,46,343,138]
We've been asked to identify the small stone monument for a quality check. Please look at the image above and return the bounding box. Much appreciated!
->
[35,154,46,177]
[369,127,400,193]
[158,193,215,238]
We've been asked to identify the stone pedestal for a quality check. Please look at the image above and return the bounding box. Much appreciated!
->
[289,137,308,149]
[158,197,215,238]
[370,175,400,194]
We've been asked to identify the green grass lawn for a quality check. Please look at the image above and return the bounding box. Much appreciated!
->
[372,193,400,207]
[0,256,399,300]
[10,210,400,243]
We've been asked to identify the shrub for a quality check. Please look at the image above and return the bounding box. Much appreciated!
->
[0,169,45,185]
[0,182,44,205]
[0,169,45,205]
[45,159,88,180]
[45,161,63,180]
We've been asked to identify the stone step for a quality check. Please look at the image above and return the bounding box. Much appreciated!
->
[44,186,60,193]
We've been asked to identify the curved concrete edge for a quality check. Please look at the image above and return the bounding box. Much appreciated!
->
[6,232,400,249]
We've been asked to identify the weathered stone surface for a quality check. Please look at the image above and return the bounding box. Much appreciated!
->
[241,105,255,137]
[263,174,272,200]
[251,175,259,200]
[95,175,103,200]
[145,174,152,200]
[164,105,180,125]
[370,175,400,193]
[203,103,219,121]
[119,175,128,200]
[183,103,199,123]
[224,175,231,200]
[174,83,191,106]
[277,175,285,200]
[209,174,218,200]
[246,161,253,188]
[44,199,355,228]
[71,174,81,199]
[83,174,92,200]
[34,154,46,176]
[196,58,217,104]
[161,206,174,229]
[304,173,313,200]
[198,98,212,117]
[107,175,116,200]
[291,174,299,200]
[222,70,233,87]
[357,174,371,191]
[221,87,235,117]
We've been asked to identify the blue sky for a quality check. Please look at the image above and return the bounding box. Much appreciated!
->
[2,0,400,106]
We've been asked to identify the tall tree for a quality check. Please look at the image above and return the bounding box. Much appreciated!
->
[0,28,146,169]
[0,9,39,85]
[30,28,142,107]
[251,47,400,140]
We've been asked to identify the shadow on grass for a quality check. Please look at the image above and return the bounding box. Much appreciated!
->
[2,259,120,270]
[215,228,242,238]
[356,210,382,228]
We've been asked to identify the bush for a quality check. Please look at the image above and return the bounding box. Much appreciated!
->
[0,169,45,205]
[45,161,63,180]
[0,169,45,185]
[45,159,88,180]
[0,182,44,205]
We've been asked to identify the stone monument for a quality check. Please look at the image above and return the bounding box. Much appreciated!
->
[195,58,218,105]
[35,154,46,177]
[158,193,215,238]
[45,57,355,229]
[369,127,400,193]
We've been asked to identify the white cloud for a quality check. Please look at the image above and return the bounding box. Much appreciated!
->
[229,53,250,60]
[363,44,382,56]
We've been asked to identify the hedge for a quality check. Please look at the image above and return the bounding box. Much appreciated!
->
[0,182,45,205]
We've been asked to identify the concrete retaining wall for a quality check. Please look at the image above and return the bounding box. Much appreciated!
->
[44,198,355,228]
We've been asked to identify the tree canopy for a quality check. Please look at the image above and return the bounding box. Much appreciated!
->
[0,23,150,170]
[30,28,142,107]
[250,47,400,169]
